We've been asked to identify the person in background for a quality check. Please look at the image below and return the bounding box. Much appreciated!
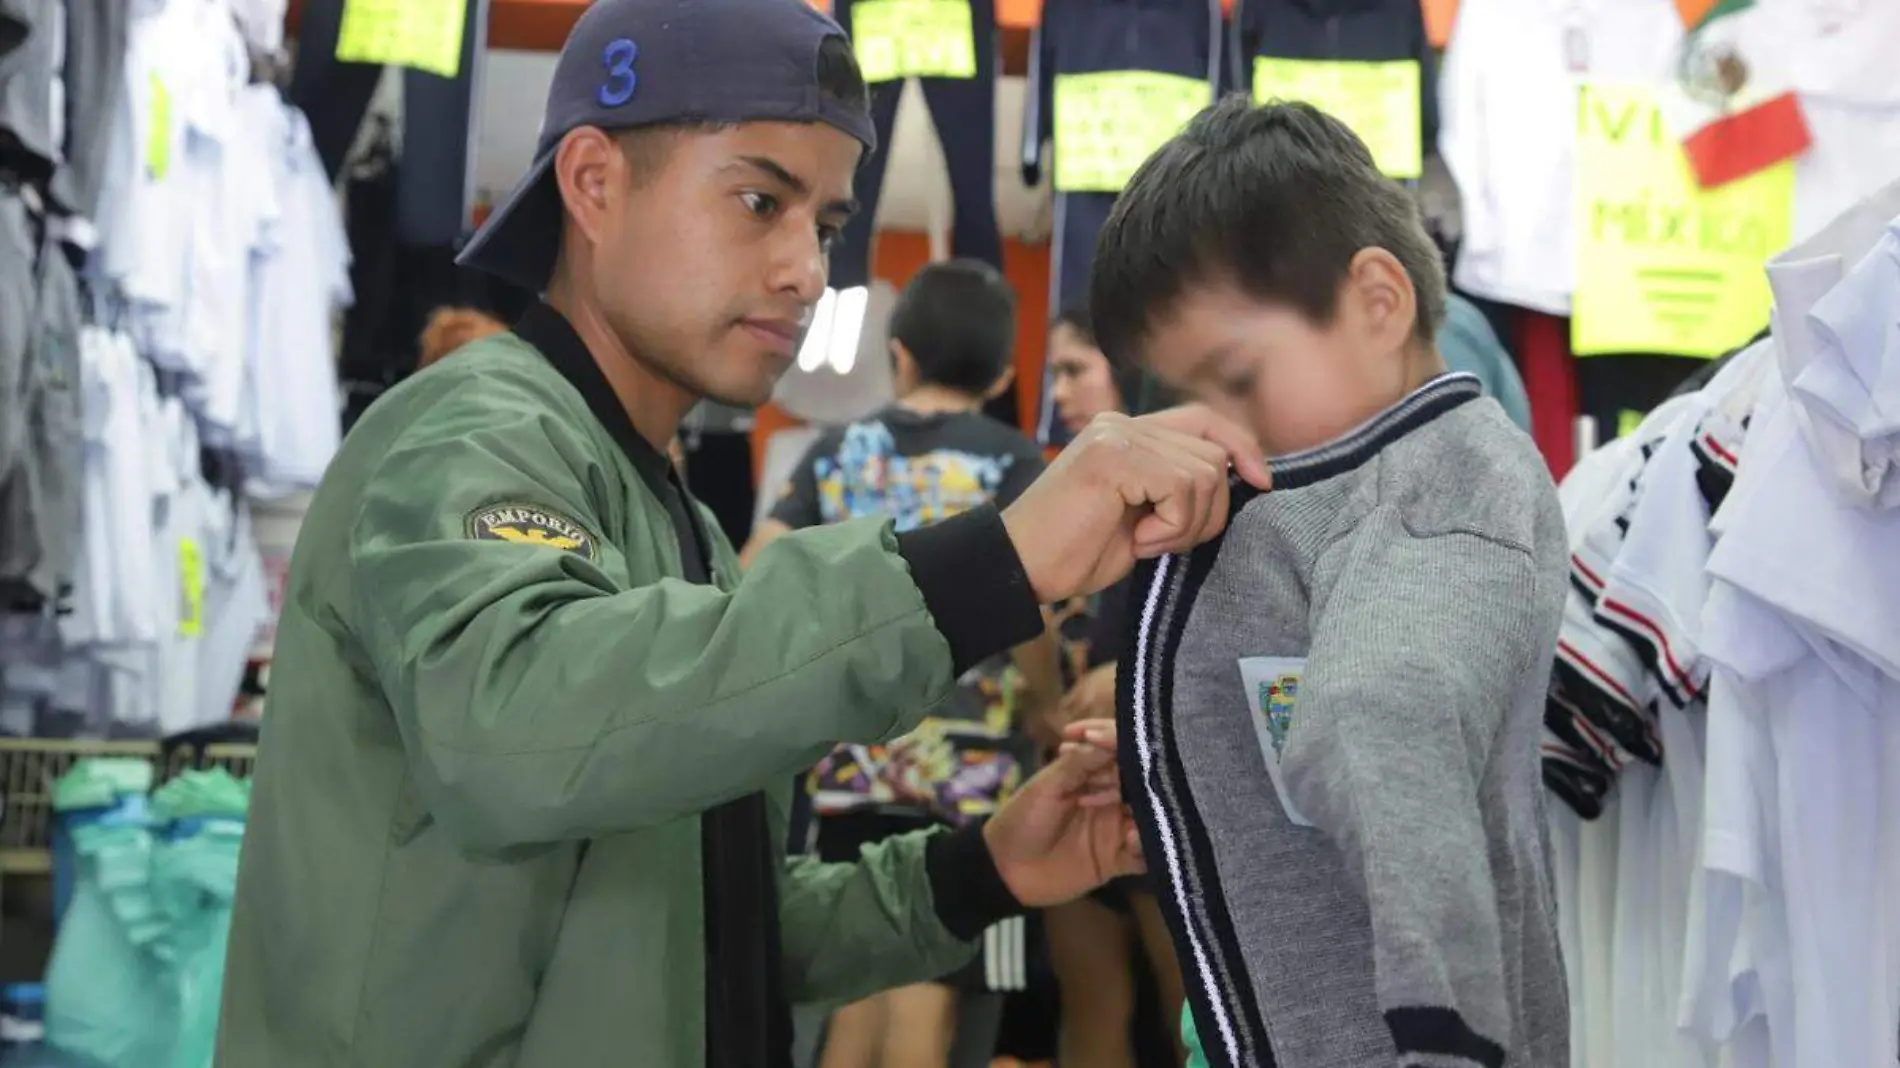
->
[1440,293,1532,433]
[418,306,510,368]
[1044,305,1188,1068]
[742,260,1064,1068]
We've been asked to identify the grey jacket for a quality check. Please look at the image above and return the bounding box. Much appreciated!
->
[1120,373,1569,1068]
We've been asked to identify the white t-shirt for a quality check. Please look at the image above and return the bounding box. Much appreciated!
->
[106,0,195,334]
[1438,0,1684,313]
[244,100,351,497]
[1700,364,1900,1067]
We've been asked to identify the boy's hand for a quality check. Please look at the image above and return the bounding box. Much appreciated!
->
[1002,406,1272,603]
[1055,663,1117,731]
[1060,718,1118,761]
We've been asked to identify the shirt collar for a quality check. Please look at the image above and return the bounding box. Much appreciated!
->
[514,300,674,496]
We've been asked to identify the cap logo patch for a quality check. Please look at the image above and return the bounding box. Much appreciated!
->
[598,38,639,108]
[466,502,601,562]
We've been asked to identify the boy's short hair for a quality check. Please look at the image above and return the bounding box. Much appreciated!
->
[889,259,1019,395]
[1089,95,1447,367]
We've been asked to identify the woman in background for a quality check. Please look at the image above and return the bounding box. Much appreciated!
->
[1043,306,1187,1068]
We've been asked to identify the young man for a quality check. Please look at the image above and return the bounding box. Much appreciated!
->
[746,259,1060,1067]
[213,2,1274,1066]
[1088,96,1570,1068]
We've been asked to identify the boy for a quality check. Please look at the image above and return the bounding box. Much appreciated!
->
[1088,96,1570,1068]
[741,259,1062,1068]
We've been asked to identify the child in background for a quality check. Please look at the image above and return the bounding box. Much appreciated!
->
[416,307,508,368]
[1086,96,1570,1068]
[741,260,1063,1068]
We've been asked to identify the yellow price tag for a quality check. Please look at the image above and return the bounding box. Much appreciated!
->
[1617,409,1646,439]
[1252,57,1422,179]
[179,539,205,638]
[335,0,468,80]
[1053,71,1210,194]
[145,73,172,181]
[1573,82,1792,359]
[851,0,977,84]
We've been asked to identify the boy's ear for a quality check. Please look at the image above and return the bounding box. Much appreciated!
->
[1345,247,1417,353]
[984,364,1017,400]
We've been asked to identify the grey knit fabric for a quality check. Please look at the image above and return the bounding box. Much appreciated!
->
[1120,373,1570,1068]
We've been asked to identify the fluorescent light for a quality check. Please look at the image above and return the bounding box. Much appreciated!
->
[827,286,868,375]
[796,288,837,372]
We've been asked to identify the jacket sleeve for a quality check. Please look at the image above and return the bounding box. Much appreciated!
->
[349,392,1042,856]
[774,794,1024,1005]
[1280,513,1542,1068]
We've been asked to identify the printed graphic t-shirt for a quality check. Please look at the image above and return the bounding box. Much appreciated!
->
[771,405,1047,825]
[770,405,1045,532]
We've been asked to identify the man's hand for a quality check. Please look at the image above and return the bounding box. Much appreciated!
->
[983,743,1141,908]
[1002,406,1272,603]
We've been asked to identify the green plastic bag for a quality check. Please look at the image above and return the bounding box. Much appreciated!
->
[150,771,250,1068]
[43,763,171,1067]
[1183,1003,1209,1068]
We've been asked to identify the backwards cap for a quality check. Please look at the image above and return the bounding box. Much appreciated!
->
[457,0,875,292]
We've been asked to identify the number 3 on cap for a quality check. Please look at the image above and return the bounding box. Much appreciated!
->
[599,39,639,107]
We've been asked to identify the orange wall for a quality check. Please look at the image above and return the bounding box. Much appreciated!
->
[750,232,1052,481]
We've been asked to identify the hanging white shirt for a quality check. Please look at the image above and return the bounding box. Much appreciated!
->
[245,100,352,497]
[1437,0,1684,314]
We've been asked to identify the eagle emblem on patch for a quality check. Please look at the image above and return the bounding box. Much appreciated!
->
[1259,674,1299,758]
[465,503,600,561]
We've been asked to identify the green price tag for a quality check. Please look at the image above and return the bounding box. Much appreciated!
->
[1252,57,1422,179]
[145,73,172,181]
[179,538,205,638]
[851,0,977,84]
[1052,71,1210,194]
[335,0,469,80]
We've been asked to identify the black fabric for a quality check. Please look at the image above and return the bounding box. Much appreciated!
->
[514,303,791,1068]
[1386,1006,1507,1068]
[681,429,756,548]
[337,159,532,429]
[924,818,1025,940]
[893,506,1044,675]
[290,0,478,247]
[1085,575,1132,669]
[829,0,1003,291]
[1026,0,1220,444]
[1577,354,1704,442]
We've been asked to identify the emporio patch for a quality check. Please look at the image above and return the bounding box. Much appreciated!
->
[465,502,600,561]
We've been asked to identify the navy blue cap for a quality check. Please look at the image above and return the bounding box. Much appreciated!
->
[458,0,875,293]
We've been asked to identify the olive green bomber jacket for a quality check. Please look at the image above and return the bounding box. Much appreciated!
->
[214,309,1042,1067]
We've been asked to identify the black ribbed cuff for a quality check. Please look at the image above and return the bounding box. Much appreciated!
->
[895,505,1042,675]
[923,819,1024,941]
[1386,1007,1505,1068]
